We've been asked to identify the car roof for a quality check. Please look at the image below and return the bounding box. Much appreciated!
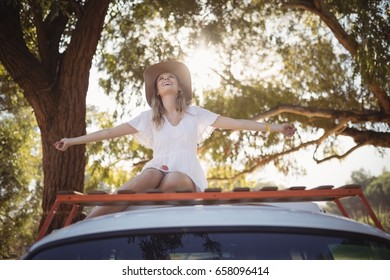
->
[29,203,390,251]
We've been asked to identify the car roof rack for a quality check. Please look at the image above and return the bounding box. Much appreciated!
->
[37,184,384,240]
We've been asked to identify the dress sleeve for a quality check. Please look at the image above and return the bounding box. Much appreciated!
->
[127,110,153,149]
[189,106,220,144]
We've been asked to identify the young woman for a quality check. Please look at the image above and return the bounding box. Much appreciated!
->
[54,61,297,218]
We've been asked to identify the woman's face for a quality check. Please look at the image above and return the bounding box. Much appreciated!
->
[156,72,181,97]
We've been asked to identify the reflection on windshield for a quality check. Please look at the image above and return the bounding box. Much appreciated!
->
[127,233,222,259]
[30,231,390,260]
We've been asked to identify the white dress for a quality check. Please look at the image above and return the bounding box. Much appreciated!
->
[128,106,219,191]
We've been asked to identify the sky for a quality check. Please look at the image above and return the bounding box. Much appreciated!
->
[86,56,389,190]
[254,145,389,188]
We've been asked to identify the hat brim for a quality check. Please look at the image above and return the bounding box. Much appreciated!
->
[143,61,192,106]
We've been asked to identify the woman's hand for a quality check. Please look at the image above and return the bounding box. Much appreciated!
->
[280,123,297,137]
[54,138,73,151]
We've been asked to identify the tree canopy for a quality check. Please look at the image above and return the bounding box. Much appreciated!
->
[96,0,389,182]
[0,78,42,258]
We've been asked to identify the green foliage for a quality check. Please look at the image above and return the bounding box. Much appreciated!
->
[276,14,368,111]
[324,169,390,232]
[365,172,390,230]
[327,0,389,90]
[84,106,152,194]
[93,0,389,185]
[17,0,80,57]
[0,107,42,259]
[0,69,43,258]
[0,65,29,112]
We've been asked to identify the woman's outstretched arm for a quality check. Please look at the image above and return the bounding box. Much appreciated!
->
[54,123,137,151]
[212,116,296,137]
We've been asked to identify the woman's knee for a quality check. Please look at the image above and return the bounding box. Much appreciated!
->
[159,172,196,192]
[117,168,164,193]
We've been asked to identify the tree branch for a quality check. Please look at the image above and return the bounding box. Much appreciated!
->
[61,0,110,79]
[33,1,68,77]
[314,143,366,164]
[208,120,349,181]
[282,0,358,54]
[0,1,55,125]
[340,128,390,148]
[201,103,389,178]
[58,0,111,112]
[253,104,390,124]
[207,138,313,181]
[282,0,390,113]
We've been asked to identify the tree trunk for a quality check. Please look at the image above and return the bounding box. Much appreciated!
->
[39,81,88,231]
[0,0,110,234]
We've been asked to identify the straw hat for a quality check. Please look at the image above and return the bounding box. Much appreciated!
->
[143,61,192,106]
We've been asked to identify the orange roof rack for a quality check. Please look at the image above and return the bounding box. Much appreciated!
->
[37,184,384,241]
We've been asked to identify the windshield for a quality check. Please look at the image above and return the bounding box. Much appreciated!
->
[28,228,390,260]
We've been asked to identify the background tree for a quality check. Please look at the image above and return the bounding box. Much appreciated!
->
[324,169,390,232]
[83,106,143,193]
[0,68,42,258]
[97,0,389,182]
[0,0,111,231]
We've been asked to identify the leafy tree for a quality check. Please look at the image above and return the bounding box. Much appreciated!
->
[0,103,42,259]
[324,169,375,221]
[84,106,147,194]
[324,169,390,232]
[202,0,390,178]
[0,0,111,231]
[97,0,389,182]
[365,171,390,230]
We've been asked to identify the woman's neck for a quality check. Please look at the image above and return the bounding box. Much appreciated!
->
[161,96,177,113]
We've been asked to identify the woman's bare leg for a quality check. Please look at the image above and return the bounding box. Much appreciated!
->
[158,172,196,193]
[85,169,164,219]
